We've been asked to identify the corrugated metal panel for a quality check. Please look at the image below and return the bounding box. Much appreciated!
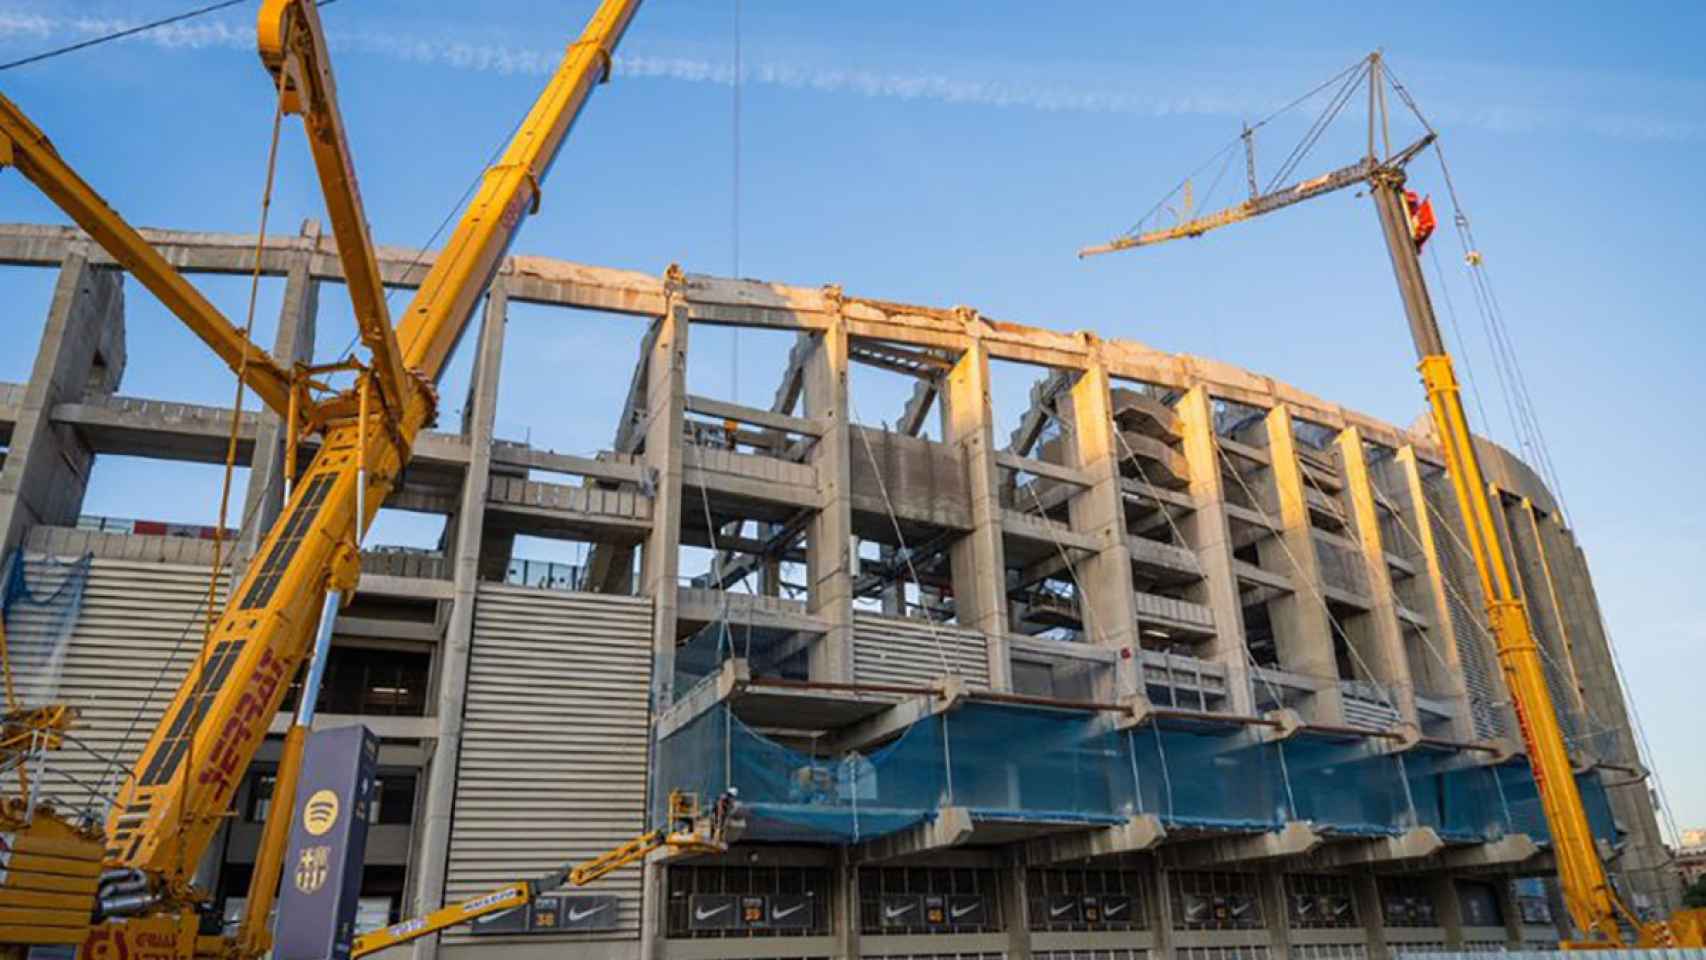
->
[853,613,988,690]
[445,584,654,945]
[24,556,226,821]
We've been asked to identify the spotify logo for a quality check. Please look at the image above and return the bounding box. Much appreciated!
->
[303,789,340,836]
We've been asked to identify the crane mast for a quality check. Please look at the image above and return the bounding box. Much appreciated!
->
[3,0,642,956]
[1081,52,1672,948]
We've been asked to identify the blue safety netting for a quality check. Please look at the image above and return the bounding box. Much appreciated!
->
[0,550,92,710]
[1494,759,1619,847]
[655,698,1597,849]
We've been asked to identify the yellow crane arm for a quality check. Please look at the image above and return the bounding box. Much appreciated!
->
[350,792,730,958]
[258,0,412,418]
[1076,53,1666,946]
[0,96,295,416]
[85,0,644,926]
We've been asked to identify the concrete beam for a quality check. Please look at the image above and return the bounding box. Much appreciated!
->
[1164,821,1323,868]
[803,311,855,683]
[1063,363,1142,699]
[1304,827,1444,868]
[1438,832,1539,871]
[824,677,964,755]
[849,805,973,864]
[685,393,826,438]
[1020,814,1165,864]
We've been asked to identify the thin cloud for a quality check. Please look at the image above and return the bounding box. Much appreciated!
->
[2,11,1700,142]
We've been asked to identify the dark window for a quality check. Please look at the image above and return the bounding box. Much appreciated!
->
[1379,877,1439,927]
[1028,866,1150,932]
[373,773,418,825]
[281,646,430,717]
[1170,871,1263,930]
[858,866,1005,936]
[1456,880,1503,927]
[1286,874,1359,929]
[245,772,277,823]
[666,865,831,939]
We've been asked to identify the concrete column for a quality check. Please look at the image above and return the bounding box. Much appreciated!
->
[239,224,320,555]
[939,339,1011,688]
[833,849,862,960]
[408,281,507,960]
[1355,873,1390,960]
[1258,869,1292,959]
[1337,427,1419,727]
[1001,857,1033,960]
[641,296,690,702]
[1174,387,1254,715]
[0,246,124,553]
[1431,876,1466,948]
[1259,405,1344,724]
[804,313,854,682]
[1539,518,1681,913]
[1062,364,1141,699]
[1389,446,1476,741]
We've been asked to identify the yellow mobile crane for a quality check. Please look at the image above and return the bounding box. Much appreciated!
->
[0,1,659,957]
[1081,52,1704,949]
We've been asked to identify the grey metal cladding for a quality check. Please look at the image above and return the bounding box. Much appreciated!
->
[445,584,653,944]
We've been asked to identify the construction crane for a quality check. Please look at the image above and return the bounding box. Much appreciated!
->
[1080,52,1704,950]
[0,1,646,957]
[352,790,737,958]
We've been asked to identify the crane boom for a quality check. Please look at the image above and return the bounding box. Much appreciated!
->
[1078,53,1689,948]
[0,98,295,416]
[0,2,644,956]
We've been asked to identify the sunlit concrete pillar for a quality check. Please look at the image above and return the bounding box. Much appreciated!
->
[240,222,320,555]
[409,279,506,960]
[1389,445,1477,741]
[1337,426,1420,727]
[0,244,124,553]
[1062,363,1141,699]
[940,337,1011,687]
[1260,404,1344,724]
[804,310,854,682]
[1174,386,1254,715]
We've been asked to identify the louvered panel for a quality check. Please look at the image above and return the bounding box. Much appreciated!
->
[853,613,989,690]
[444,584,653,946]
[23,556,227,822]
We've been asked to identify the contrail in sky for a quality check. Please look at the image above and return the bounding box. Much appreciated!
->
[1,11,1699,142]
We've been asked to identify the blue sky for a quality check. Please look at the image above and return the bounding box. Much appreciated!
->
[2,3,1703,834]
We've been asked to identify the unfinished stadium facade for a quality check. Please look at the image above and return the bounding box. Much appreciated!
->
[0,220,1675,960]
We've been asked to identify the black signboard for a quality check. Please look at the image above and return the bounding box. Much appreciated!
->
[548,894,621,932]
[945,894,988,927]
[689,893,742,930]
[767,893,815,929]
[880,894,923,927]
[1099,894,1135,925]
[275,725,379,960]
[1042,894,1080,925]
[740,896,767,928]
[923,895,947,927]
[469,902,530,934]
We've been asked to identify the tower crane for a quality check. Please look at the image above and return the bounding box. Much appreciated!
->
[1080,51,1704,950]
[0,1,655,957]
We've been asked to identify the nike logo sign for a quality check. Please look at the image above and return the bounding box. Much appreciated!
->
[772,903,807,920]
[1104,901,1128,917]
[883,903,917,919]
[567,903,609,922]
[950,902,980,919]
[695,904,732,921]
[1050,902,1076,917]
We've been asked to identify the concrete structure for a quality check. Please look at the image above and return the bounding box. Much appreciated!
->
[0,221,1677,960]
